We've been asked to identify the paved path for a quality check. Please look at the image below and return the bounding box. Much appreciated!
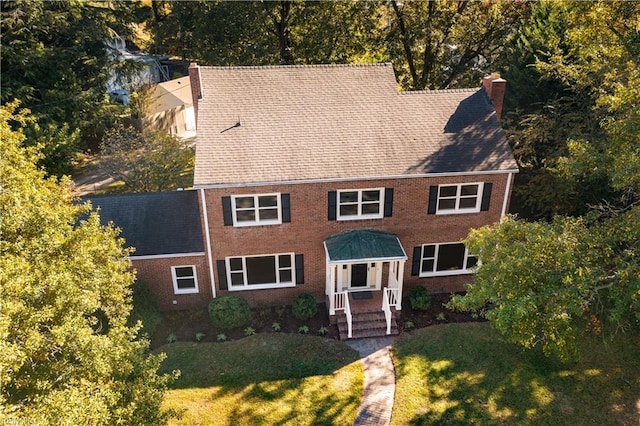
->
[347,337,396,426]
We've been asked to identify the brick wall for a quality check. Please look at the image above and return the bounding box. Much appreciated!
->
[201,173,513,306]
[131,254,212,311]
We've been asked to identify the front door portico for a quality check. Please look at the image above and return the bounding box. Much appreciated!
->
[324,229,407,315]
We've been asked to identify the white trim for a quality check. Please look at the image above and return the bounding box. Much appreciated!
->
[501,172,513,217]
[200,188,216,298]
[418,242,478,278]
[128,252,205,260]
[435,182,483,215]
[226,252,296,290]
[231,193,282,227]
[171,265,199,294]
[193,169,520,189]
[336,188,384,221]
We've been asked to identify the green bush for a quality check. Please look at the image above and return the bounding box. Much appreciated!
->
[128,280,162,338]
[409,286,432,311]
[292,293,318,320]
[208,295,252,329]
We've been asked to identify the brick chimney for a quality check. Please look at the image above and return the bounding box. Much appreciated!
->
[188,62,203,128]
[483,73,506,121]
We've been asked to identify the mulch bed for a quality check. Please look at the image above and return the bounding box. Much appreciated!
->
[150,292,484,349]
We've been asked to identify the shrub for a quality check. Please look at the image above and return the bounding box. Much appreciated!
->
[208,295,252,329]
[166,333,177,344]
[409,286,432,311]
[318,325,329,336]
[292,293,318,320]
[272,322,281,332]
[195,332,206,342]
[128,280,162,338]
[244,327,256,336]
[298,325,309,334]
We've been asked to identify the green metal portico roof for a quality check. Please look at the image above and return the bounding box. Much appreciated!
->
[324,229,407,263]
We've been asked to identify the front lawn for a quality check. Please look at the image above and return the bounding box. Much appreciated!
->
[158,333,363,425]
[392,322,640,425]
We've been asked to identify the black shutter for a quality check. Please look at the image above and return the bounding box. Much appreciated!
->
[411,246,422,276]
[222,196,233,226]
[328,191,337,220]
[295,254,304,284]
[427,186,438,214]
[481,183,493,211]
[217,260,228,290]
[384,188,394,217]
[281,193,291,223]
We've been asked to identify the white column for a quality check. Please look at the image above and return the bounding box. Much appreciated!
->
[396,260,406,310]
[329,264,337,315]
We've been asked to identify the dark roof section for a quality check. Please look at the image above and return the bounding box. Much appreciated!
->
[85,191,204,257]
[324,229,407,262]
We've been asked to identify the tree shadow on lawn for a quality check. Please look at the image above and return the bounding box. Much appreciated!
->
[159,334,362,425]
[393,323,640,426]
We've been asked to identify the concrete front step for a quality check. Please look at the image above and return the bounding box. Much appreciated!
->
[336,311,399,340]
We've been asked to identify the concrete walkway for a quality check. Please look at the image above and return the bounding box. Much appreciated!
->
[347,336,396,426]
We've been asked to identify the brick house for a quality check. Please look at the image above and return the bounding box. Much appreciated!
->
[90,63,517,338]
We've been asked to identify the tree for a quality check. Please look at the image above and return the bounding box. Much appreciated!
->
[1,0,145,175]
[448,215,639,361]
[449,2,640,361]
[385,0,529,89]
[100,126,194,193]
[0,103,174,424]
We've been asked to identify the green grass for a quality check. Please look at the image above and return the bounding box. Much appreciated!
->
[391,322,640,425]
[158,333,363,425]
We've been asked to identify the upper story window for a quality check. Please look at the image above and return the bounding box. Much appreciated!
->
[223,194,291,227]
[171,265,199,294]
[336,188,385,220]
[428,182,494,216]
[232,193,281,226]
[414,243,478,277]
[436,183,483,214]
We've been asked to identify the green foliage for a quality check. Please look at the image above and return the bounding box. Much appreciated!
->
[298,325,309,334]
[195,332,206,343]
[208,296,252,330]
[100,126,195,193]
[243,327,256,337]
[448,215,640,361]
[0,1,140,144]
[166,333,177,344]
[216,333,227,342]
[409,286,432,311]
[292,293,318,320]
[0,104,172,424]
[271,322,281,332]
[404,321,415,330]
[436,312,447,322]
[318,325,329,336]
[128,280,162,339]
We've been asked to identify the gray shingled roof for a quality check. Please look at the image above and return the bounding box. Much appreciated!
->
[193,63,518,187]
[85,191,204,257]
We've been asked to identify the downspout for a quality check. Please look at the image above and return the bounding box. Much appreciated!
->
[200,188,216,299]
[501,172,514,218]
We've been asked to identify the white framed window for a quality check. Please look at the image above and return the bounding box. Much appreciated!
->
[171,265,199,294]
[337,188,384,220]
[232,193,282,226]
[436,183,483,214]
[418,243,478,277]
[226,253,295,290]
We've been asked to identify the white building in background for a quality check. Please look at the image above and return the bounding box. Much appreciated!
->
[144,76,196,139]
[105,36,169,105]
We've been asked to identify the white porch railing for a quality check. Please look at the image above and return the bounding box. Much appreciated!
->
[332,291,352,338]
[382,287,399,335]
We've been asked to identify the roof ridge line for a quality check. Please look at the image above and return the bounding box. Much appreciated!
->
[198,62,393,70]
[399,87,479,95]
